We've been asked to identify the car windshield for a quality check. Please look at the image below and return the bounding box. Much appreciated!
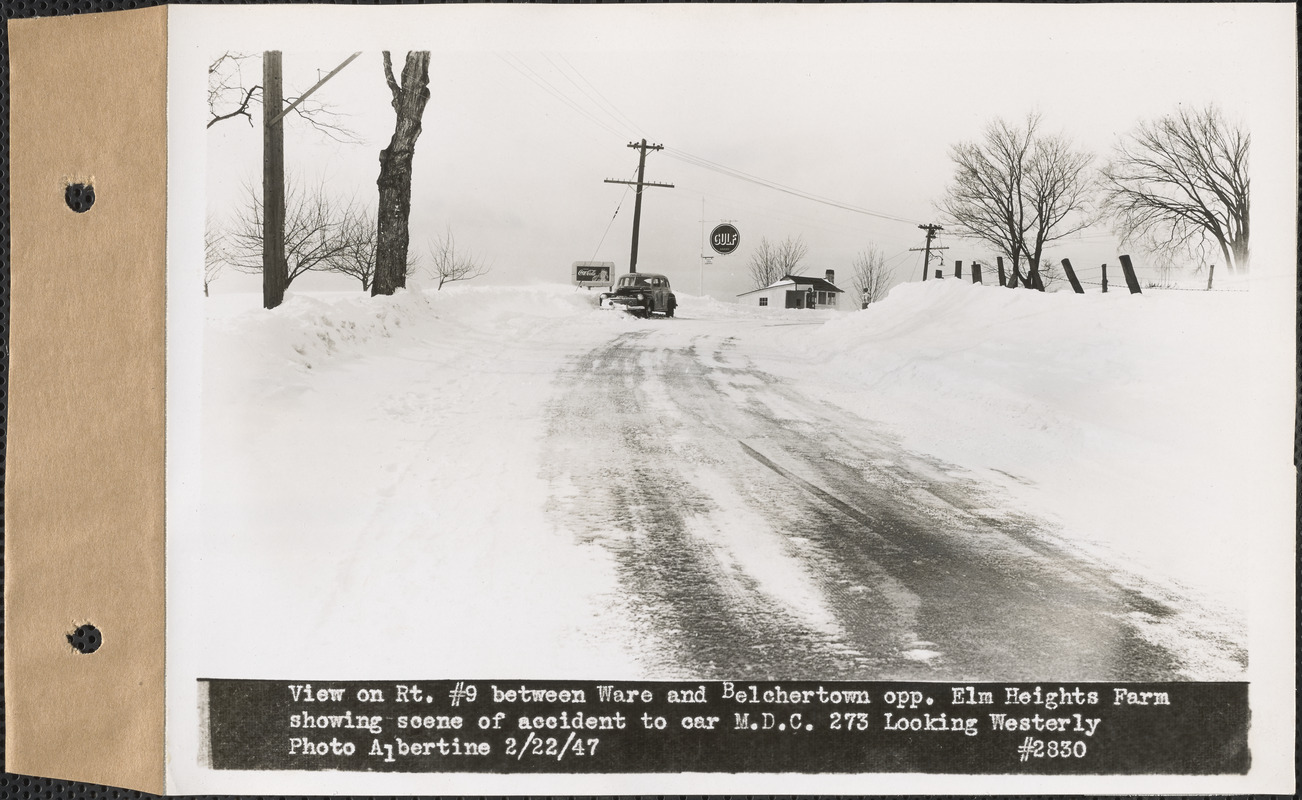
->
[620,276,652,288]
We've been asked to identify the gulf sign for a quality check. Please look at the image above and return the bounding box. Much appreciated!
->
[710,223,740,255]
[573,261,615,287]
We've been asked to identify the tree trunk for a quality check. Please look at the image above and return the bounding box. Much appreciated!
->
[373,51,431,297]
[1006,249,1023,288]
[1230,237,1250,273]
[1235,192,1249,272]
[1212,234,1234,276]
[1026,250,1045,291]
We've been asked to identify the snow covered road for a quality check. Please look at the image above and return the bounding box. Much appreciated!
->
[193,283,1261,683]
[542,321,1241,681]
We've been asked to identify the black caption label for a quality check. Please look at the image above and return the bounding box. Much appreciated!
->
[199,679,1248,774]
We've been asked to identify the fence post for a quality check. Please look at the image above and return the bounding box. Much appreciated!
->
[972,263,982,284]
[996,257,1007,287]
[1061,258,1085,294]
[1118,254,1143,294]
[955,260,963,279]
[1207,263,1215,290]
[1101,264,1108,293]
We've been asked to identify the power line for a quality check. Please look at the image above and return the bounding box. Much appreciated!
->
[665,148,923,226]
[591,166,639,260]
[497,55,926,231]
[496,53,628,141]
[668,148,921,224]
[551,54,645,139]
[542,54,639,139]
[670,183,919,245]
[491,54,1128,257]
[882,248,915,267]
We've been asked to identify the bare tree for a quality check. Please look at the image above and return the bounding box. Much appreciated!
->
[208,53,261,129]
[748,238,781,289]
[1131,230,1207,288]
[427,228,490,290]
[206,51,361,142]
[747,235,809,289]
[204,214,226,297]
[939,114,1096,290]
[1036,258,1065,291]
[849,245,893,307]
[227,178,352,289]
[326,206,419,291]
[373,51,432,296]
[1101,104,1249,273]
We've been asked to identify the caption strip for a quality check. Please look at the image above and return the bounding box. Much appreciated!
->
[200,679,1248,774]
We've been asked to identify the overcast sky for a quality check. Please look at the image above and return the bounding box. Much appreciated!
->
[200,4,1294,299]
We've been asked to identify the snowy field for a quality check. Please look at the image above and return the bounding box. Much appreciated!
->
[193,279,1281,681]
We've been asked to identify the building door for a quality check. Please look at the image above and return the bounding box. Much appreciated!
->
[785,290,804,309]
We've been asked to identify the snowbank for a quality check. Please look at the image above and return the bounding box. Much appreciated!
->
[204,284,625,372]
[746,279,1277,613]
[195,278,1281,679]
[198,284,645,679]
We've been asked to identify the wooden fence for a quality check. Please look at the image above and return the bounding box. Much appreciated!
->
[931,256,1145,294]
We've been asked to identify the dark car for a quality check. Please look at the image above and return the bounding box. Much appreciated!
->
[601,272,676,318]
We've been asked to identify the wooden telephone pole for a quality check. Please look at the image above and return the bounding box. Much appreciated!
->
[262,51,287,310]
[911,223,947,281]
[604,139,673,273]
[262,51,361,309]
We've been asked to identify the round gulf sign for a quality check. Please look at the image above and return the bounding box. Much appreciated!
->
[710,223,740,255]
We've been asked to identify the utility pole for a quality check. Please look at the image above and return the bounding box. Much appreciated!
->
[604,139,673,273]
[262,51,361,309]
[910,223,947,281]
[262,51,286,310]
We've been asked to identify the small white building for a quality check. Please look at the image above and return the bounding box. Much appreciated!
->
[736,270,845,309]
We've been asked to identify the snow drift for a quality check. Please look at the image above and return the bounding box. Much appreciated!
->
[194,279,1281,680]
[746,279,1272,615]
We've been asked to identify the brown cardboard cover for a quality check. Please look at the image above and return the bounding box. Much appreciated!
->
[6,7,168,794]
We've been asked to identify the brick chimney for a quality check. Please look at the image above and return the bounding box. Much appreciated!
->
[825,269,835,285]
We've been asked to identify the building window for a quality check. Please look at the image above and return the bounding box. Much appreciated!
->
[827,293,837,306]
[758,297,768,306]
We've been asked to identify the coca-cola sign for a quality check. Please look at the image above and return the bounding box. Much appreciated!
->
[572,260,614,287]
[710,223,740,255]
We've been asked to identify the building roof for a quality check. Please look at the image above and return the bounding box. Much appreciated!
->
[736,274,844,297]
[784,274,843,292]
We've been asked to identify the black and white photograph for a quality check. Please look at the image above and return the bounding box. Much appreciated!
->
[162,3,1295,793]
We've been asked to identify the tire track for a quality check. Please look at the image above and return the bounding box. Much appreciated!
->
[543,331,869,678]
[543,326,1246,680]
[704,336,1244,680]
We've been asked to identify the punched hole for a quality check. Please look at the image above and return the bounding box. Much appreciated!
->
[65,183,95,213]
[67,623,102,654]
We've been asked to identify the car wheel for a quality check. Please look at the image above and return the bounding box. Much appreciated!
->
[644,299,654,318]
[666,297,676,318]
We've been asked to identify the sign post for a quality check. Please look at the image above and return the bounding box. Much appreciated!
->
[702,221,739,297]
